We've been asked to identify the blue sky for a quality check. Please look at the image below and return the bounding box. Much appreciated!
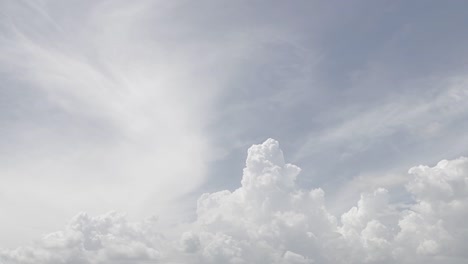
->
[1,1,468,263]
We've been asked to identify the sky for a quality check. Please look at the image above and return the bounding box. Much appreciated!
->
[1,0,468,263]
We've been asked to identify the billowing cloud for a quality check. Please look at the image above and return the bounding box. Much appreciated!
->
[0,212,166,264]
[2,139,467,263]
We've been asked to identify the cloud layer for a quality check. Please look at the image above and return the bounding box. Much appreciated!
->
[2,139,467,264]
[3,0,468,251]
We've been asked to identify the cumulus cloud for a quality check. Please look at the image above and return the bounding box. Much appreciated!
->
[0,212,168,264]
[2,139,468,263]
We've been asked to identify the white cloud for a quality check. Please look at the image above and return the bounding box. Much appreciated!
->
[0,212,166,264]
[395,158,468,261]
[0,0,269,246]
[2,139,467,263]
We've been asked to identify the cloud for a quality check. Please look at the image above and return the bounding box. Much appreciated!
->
[0,0,268,246]
[395,158,468,261]
[2,139,467,263]
[0,212,166,264]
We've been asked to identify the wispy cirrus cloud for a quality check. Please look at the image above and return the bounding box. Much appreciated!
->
[0,0,271,246]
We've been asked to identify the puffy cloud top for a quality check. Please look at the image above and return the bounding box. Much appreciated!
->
[1,139,468,264]
[0,212,165,264]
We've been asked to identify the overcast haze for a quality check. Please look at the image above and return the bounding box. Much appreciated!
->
[1,0,468,263]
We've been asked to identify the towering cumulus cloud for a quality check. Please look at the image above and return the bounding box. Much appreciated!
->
[1,139,468,263]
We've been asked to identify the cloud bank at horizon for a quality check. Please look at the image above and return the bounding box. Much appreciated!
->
[2,139,467,264]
